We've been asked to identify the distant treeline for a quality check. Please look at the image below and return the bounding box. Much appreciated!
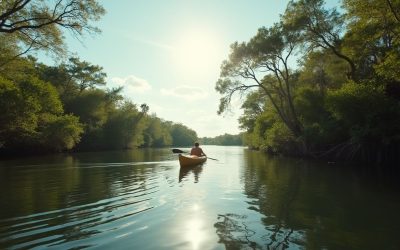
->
[216,0,400,165]
[200,133,243,146]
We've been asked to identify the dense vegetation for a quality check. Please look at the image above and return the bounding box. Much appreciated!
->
[200,133,243,146]
[0,55,199,154]
[217,0,400,164]
[0,0,198,154]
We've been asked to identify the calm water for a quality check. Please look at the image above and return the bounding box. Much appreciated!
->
[0,146,399,249]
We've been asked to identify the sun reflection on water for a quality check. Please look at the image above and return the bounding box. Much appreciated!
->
[186,218,204,250]
[185,204,204,250]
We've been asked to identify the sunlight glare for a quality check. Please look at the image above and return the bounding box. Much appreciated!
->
[186,218,204,250]
[192,204,200,211]
[174,28,222,77]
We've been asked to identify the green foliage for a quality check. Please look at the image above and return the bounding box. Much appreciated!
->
[37,114,84,152]
[295,87,327,124]
[170,123,198,146]
[283,0,356,80]
[0,0,105,63]
[0,53,197,153]
[264,121,296,154]
[36,64,72,98]
[216,22,304,139]
[374,51,400,83]
[142,115,173,147]
[341,0,400,82]
[66,57,107,92]
[200,134,243,146]
[0,2,202,154]
[0,73,83,152]
[0,76,39,143]
[65,89,109,129]
[327,82,400,145]
[238,90,266,132]
[102,102,146,149]
[227,0,400,163]
[298,50,348,91]
[294,86,345,150]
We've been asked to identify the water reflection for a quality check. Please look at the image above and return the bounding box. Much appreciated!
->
[186,218,204,250]
[1,147,400,249]
[0,149,174,249]
[214,213,258,249]
[214,149,400,249]
[178,165,203,183]
[216,151,304,248]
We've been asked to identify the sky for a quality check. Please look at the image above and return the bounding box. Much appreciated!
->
[61,0,292,137]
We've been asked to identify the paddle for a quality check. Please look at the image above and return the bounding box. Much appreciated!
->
[171,148,218,161]
[172,148,186,153]
[206,157,218,161]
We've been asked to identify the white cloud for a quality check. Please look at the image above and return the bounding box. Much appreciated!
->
[160,85,208,101]
[110,75,151,93]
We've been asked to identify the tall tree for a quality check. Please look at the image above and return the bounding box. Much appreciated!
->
[216,23,303,140]
[170,123,197,146]
[283,0,357,81]
[0,62,83,152]
[66,57,107,92]
[343,0,400,99]
[103,101,148,149]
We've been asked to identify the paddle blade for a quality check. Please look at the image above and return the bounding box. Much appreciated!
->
[172,149,185,153]
[207,157,218,161]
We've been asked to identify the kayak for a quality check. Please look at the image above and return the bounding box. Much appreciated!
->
[179,154,207,167]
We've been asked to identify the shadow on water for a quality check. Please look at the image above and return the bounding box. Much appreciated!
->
[178,165,204,183]
[214,149,400,250]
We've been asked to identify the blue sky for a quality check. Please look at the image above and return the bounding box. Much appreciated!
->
[60,0,337,137]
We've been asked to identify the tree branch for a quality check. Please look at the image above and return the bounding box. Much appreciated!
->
[386,0,400,23]
[0,0,31,27]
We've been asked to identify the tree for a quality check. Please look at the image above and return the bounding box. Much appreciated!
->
[65,89,109,130]
[170,123,197,146]
[36,61,72,99]
[0,70,83,152]
[200,133,243,146]
[0,0,105,65]
[342,0,400,99]
[238,90,267,133]
[103,101,148,149]
[283,0,357,81]
[216,23,304,147]
[37,114,83,152]
[325,82,400,160]
[66,57,107,92]
[143,115,173,147]
[297,50,348,94]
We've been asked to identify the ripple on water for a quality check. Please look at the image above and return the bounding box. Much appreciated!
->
[0,164,166,249]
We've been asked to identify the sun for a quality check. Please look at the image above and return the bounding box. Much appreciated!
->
[173,28,222,77]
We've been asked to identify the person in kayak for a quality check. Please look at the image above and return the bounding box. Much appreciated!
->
[190,142,206,157]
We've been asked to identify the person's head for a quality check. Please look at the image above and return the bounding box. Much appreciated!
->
[194,142,199,147]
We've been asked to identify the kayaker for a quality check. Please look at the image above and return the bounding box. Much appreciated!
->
[190,142,206,157]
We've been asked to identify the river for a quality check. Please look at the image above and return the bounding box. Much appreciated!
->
[0,146,399,249]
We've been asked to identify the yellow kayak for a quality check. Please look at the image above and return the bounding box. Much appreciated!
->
[179,154,207,167]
